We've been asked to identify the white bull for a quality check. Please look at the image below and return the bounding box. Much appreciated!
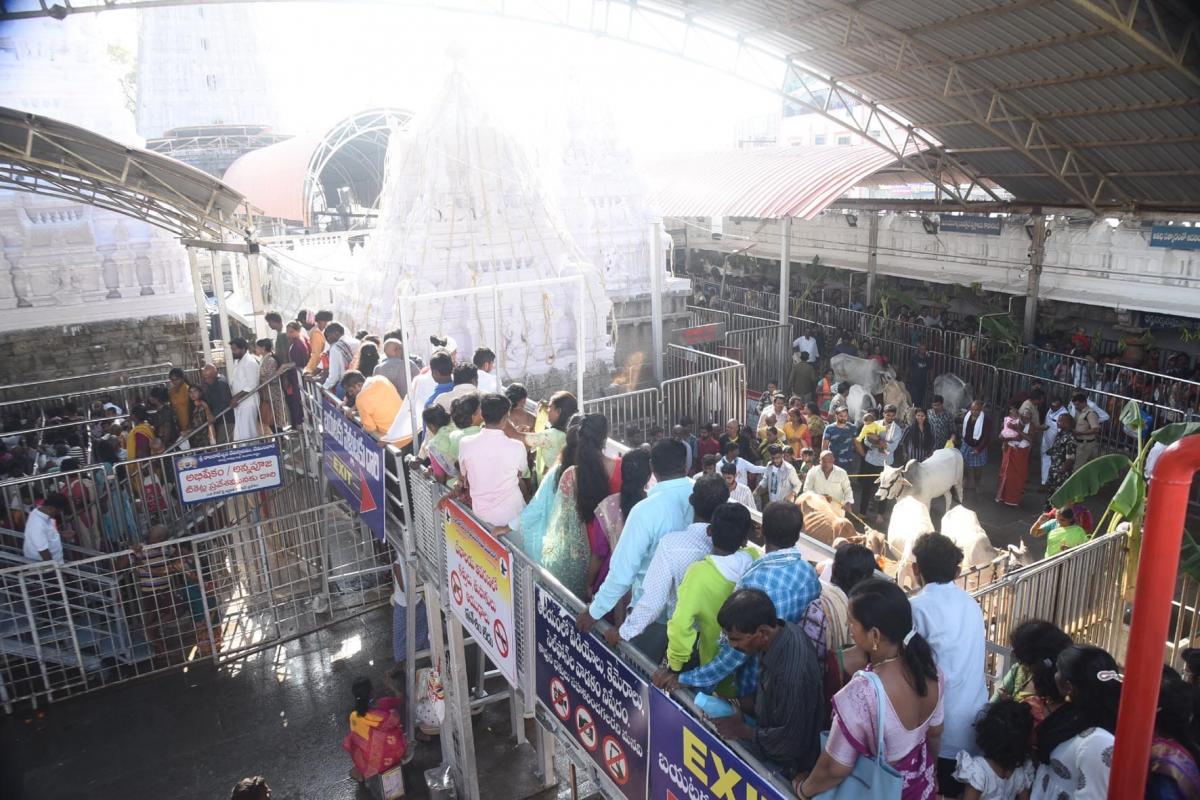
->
[831,353,896,395]
[932,373,972,417]
[886,496,935,590]
[874,448,965,511]
[847,385,874,423]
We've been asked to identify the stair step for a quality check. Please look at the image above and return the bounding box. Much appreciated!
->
[0,637,105,672]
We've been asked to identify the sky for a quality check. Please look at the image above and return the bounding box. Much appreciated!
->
[92,1,781,161]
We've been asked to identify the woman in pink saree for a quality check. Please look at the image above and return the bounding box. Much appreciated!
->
[794,579,943,800]
[342,674,407,782]
[587,448,652,597]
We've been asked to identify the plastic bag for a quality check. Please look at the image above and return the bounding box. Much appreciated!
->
[415,666,445,733]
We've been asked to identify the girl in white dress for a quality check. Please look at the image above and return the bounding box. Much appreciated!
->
[1030,645,1121,800]
[954,699,1036,800]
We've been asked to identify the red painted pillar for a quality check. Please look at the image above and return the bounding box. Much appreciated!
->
[1109,435,1200,798]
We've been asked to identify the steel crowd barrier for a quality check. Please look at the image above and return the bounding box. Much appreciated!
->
[581,387,662,445]
[0,371,203,436]
[0,362,176,405]
[726,322,790,397]
[970,530,1130,686]
[0,501,388,712]
[662,344,746,430]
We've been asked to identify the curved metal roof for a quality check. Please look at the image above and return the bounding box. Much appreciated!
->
[0,106,252,239]
[651,0,1200,212]
[222,108,411,225]
[646,145,903,219]
[4,0,1198,212]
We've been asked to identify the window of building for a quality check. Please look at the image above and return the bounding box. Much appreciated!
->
[206,74,218,90]
[837,135,852,146]
[200,38,208,51]
[868,129,882,138]
[814,134,826,145]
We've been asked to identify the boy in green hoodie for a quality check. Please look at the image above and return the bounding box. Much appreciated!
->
[666,502,758,697]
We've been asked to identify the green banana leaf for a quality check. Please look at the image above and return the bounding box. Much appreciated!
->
[1180,532,1200,583]
[1150,422,1200,447]
[1049,453,1132,508]
[1119,399,1143,431]
[1108,469,1145,519]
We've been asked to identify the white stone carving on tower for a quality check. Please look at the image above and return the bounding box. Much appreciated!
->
[551,86,669,299]
[135,4,282,139]
[0,14,191,331]
[354,67,613,381]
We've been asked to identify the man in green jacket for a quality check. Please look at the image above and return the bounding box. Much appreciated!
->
[788,350,817,403]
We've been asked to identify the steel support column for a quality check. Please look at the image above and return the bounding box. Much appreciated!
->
[246,250,267,338]
[209,251,234,374]
[1023,215,1047,343]
[650,222,665,387]
[778,217,791,326]
[187,247,209,366]
[866,213,880,307]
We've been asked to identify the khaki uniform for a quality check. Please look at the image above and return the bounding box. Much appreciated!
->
[1073,405,1100,467]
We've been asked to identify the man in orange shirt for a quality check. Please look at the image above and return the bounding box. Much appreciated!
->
[304,309,333,376]
[341,370,402,440]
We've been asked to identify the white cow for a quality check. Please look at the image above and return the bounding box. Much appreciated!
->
[874,448,965,511]
[846,385,874,423]
[932,373,972,417]
[886,495,935,590]
[831,353,896,395]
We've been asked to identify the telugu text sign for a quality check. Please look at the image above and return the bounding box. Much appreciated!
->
[174,441,282,505]
[1150,225,1200,250]
[321,394,386,540]
[444,501,517,686]
[535,587,650,800]
[648,689,789,800]
[939,215,1002,236]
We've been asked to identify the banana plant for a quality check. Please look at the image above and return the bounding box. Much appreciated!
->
[1049,400,1200,579]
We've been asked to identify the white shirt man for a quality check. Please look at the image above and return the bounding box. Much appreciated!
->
[803,453,854,508]
[721,467,757,513]
[229,340,262,441]
[717,452,768,487]
[323,329,361,391]
[23,505,63,563]
[792,333,819,363]
[477,369,500,395]
[911,574,988,760]
[764,449,801,504]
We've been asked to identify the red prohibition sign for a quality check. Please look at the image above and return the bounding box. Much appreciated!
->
[450,570,463,605]
[575,706,598,752]
[602,736,629,785]
[493,619,510,658]
[549,677,570,721]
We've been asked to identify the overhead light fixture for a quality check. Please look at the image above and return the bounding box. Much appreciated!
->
[846,213,858,228]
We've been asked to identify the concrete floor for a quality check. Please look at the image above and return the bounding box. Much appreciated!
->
[0,456,1109,800]
[1,607,561,800]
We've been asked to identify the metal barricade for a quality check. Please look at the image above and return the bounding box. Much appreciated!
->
[725,323,790,395]
[662,344,745,429]
[581,387,663,445]
[0,363,175,405]
[971,530,1129,670]
[685,305,730,329]
[0,501,389,712]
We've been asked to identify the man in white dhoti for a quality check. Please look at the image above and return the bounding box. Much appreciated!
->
[229,338,262,441]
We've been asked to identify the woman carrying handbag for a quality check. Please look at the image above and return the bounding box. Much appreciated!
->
[795,579,943,800]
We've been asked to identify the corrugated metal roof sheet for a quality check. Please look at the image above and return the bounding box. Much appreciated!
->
[643,145,902,219]
[654,0,1200,210]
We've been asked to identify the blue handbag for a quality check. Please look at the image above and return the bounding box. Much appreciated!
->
[814,670,904,800]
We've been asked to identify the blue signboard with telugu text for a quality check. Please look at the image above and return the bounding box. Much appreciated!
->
[1149,225,1200,250]
[534,586,650,800]
[174,441,282,505]
[648,689,790,800]
[939,215,1002,236]
[321,394,386,540]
